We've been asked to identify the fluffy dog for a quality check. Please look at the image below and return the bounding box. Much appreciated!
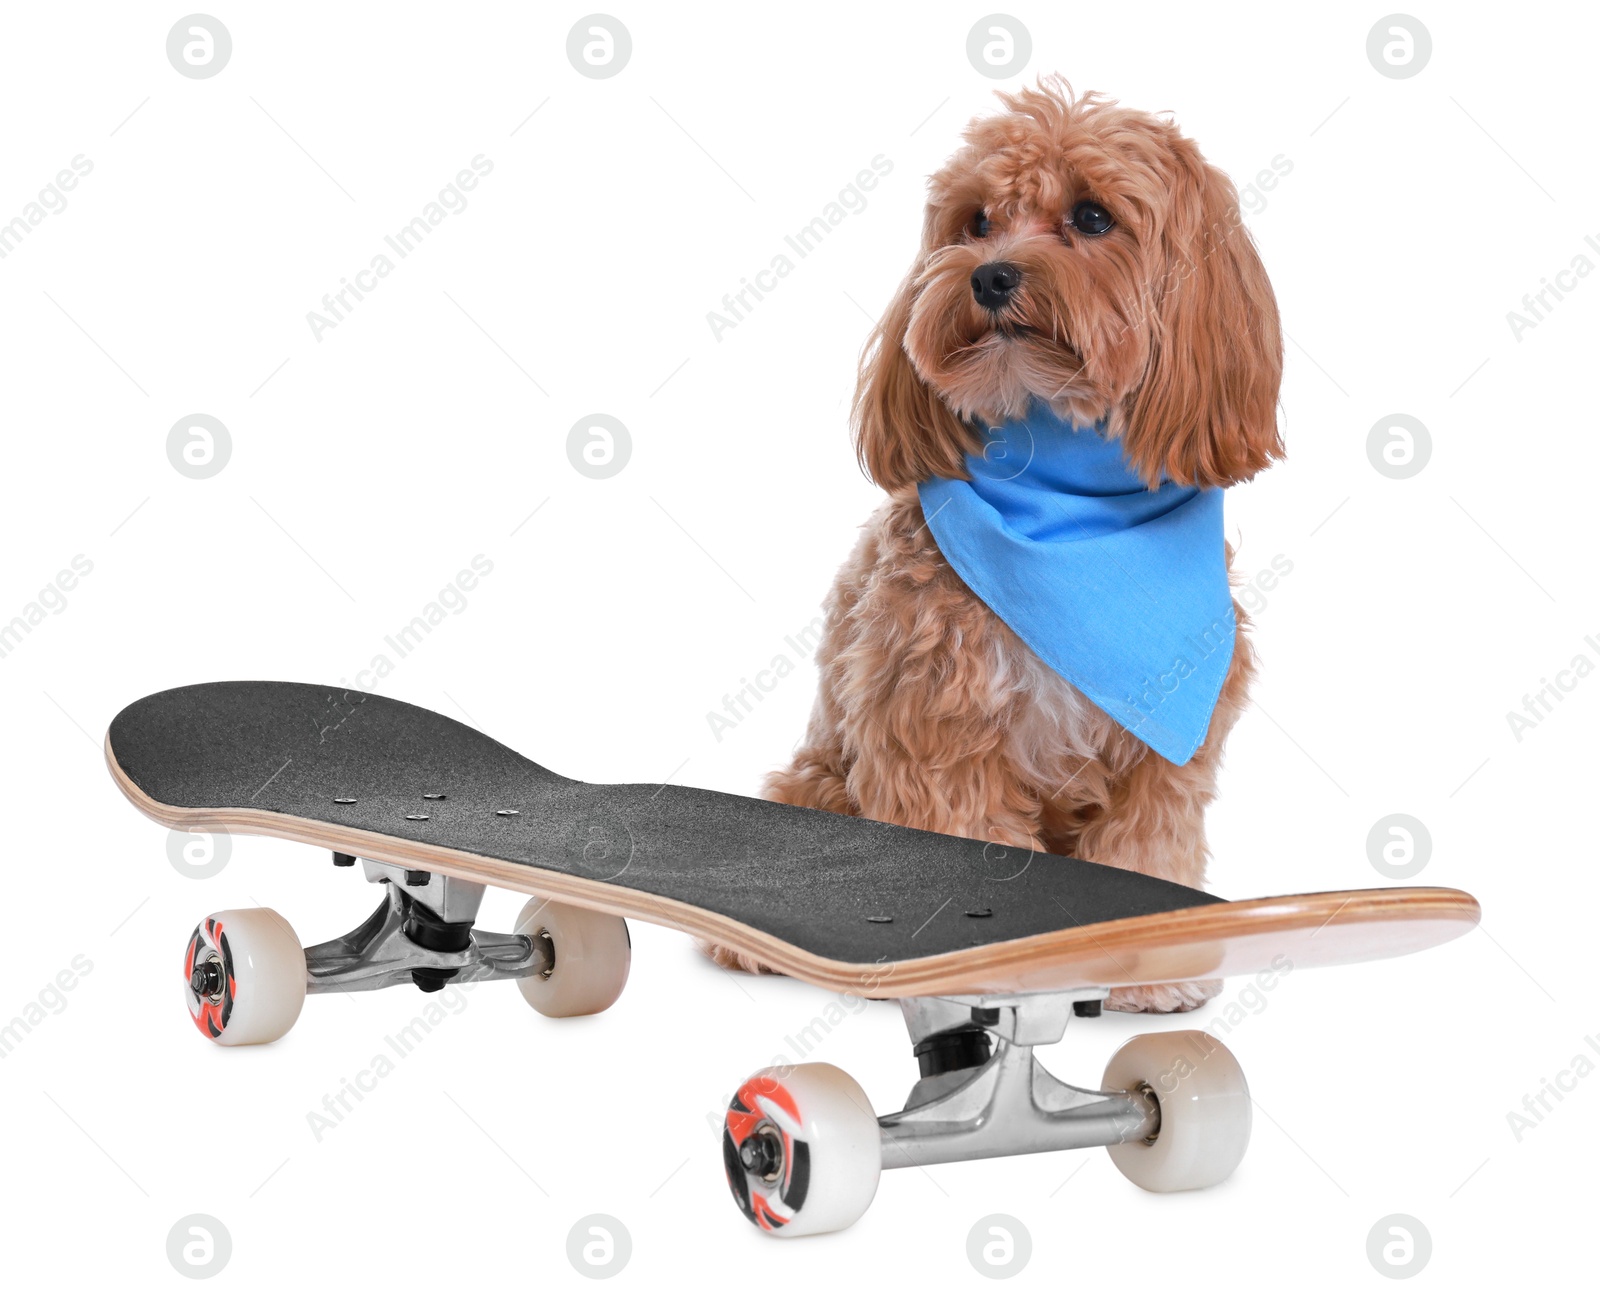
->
[709,81,1282,1012]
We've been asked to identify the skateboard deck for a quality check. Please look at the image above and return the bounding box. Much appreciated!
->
[106,681,1479,998]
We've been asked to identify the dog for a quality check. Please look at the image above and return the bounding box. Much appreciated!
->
[706,80,1282,1012]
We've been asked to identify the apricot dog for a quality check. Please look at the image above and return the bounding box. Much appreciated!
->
[711,81,1282,1011]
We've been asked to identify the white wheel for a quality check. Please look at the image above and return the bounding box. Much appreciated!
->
[1103,1030,1251,1191]
[723,1062,881,1236]
[183,908,306,1046]
[513,896,630,1017]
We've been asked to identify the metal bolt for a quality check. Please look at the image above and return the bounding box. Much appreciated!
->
[738,1127,783,1181]
[189,960,224,998]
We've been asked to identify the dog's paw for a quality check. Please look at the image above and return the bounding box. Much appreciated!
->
[697,938,780,976]
[1105,979,1221,1014]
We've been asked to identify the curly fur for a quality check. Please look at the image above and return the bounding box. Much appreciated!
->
[704,80,1283,1012]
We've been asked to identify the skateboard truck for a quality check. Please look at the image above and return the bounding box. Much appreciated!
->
[302,859,549,995]
[176,853,634,1046]
[724,989,1253,1236]
[878,991,1154,1168]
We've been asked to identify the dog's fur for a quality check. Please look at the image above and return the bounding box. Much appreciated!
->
[706,81,1282,1011]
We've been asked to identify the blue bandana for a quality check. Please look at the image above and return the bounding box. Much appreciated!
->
[917,406,1235,766]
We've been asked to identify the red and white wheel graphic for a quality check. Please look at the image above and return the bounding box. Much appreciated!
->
[722,1063,880,1237]
[183,908,307,1046]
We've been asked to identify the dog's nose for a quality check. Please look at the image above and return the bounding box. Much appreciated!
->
[971,261,1021,310]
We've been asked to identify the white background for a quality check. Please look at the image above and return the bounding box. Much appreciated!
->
[1,1,1594,1287]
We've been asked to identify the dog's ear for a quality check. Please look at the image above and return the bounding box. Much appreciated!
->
[1122,144,1283,488]
[854,260,975,491]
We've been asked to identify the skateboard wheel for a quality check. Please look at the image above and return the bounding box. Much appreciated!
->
[183,908,307,1046]
[1102,1030,1251,1192]
[723,1062,881,1237]
[512,897,631,1017]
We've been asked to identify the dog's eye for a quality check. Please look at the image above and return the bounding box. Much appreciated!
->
[1069,201,1114,236]
[969,210,991,238]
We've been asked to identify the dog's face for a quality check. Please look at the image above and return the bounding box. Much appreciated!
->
[857,82,1283,491]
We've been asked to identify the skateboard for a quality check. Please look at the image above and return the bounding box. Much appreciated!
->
[107,681,1479,1235]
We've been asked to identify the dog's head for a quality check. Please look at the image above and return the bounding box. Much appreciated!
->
[857,80,1283,491]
